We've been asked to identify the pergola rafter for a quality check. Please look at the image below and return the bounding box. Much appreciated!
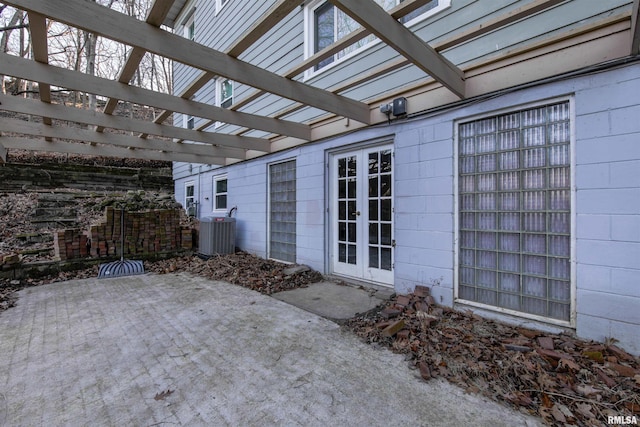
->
[0,0,632,165]
[3,0,371,125]
[328,0,465,98]
[0,93,268,154]
[26,11,52,139]
[632,0,640,55]
[96,0,176,133]
[0,52,309,141]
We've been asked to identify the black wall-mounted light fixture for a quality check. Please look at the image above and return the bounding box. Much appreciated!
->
[392,97,407,116]
[380,97,408,124]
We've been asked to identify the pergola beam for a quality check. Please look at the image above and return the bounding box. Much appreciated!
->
[98,0,176,132]
[0,136,224,164]
[2,119,230,163]
[230,0,448,112]
[152,0,305,133]
[328,0,465,98]
[632,0,640,55]
[26,11,52,137]
[3,0,371,125]
[0,52,310,141]
[0,94,265,155]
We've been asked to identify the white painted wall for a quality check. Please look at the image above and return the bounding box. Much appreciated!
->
[175,62,640,355]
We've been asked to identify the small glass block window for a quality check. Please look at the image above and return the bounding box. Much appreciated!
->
[270,160,296,263]
[458,101,571,321]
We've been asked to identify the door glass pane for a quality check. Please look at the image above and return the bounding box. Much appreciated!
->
[348,245,356,264]
[369,177,378,197]
[369,246,379,268]
[369,152,379,174]
[369,200,378,221]
[367,147,393,274]
[369,223,378,244]
[381,248,392,271]
[337,155,357,266]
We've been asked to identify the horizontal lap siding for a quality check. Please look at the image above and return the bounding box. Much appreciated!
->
[172,0,631,160]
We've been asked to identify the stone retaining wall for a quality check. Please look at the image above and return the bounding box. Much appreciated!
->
[0,163,172,192]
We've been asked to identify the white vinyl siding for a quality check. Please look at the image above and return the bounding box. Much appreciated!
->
[457,101,572,322]
[305,0,444,75]
[269,160,297,263]
[215,0,229,16]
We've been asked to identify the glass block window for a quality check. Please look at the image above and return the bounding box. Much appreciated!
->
[457,101,571,321]
[270,160,296,263]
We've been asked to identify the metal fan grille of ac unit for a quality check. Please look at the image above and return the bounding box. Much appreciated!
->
[199,217,236,256]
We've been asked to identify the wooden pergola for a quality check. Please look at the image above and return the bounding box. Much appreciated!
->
[1,0,639,165]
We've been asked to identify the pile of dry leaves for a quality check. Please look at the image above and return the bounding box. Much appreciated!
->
[0,252,323,312]
[345,287,640,426]
[145,252,323,294]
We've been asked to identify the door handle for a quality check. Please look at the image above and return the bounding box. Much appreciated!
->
[356,211,361,216]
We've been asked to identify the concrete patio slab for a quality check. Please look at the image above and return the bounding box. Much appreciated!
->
[272,280,393,320]
[0,273,542,426]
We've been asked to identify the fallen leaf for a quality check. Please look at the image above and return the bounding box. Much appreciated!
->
[558,358,581,372]
[625,402,640,414]
[550,404,567,423]
[541,392,553,408]
[575,403,594,418]
[575,384,600,397]
[154,389,174,401]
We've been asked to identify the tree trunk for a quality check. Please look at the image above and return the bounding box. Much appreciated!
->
[0,8,24,94]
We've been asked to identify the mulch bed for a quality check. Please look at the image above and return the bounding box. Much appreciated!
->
[345,287,640,426]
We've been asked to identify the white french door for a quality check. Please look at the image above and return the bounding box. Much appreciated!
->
[330,145,394,286]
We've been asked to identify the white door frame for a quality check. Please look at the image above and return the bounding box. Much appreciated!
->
[327,142,394,286]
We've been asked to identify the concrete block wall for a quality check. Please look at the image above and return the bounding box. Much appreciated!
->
[394,123,455,306]
[573,64,640,355]
[173,63,640,354]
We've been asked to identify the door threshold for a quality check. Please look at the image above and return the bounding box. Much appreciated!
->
[326,274,395,299]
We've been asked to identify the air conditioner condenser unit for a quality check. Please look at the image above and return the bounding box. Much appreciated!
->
[199,217,236,256]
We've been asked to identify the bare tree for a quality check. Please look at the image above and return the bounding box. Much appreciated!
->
[0,5,26,94]
[1,0,172,104]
